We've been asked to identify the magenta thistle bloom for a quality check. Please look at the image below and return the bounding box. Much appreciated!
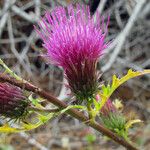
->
[0,83,29,119]
[36,5,109,101]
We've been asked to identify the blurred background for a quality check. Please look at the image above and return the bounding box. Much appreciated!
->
[0,0,150,149]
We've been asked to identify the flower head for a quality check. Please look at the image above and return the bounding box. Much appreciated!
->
[36,4,109,101]
[0,83,29,119]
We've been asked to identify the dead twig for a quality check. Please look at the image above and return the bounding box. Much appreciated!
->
[101,0,146,72]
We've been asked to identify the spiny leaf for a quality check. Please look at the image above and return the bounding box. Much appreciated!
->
[0,124,23,133]
[0,113,54,133]
[125,119,142,130]
[60,105,87,114]
[0,104,86,133]
[99,69,150,110]
[29,94,44,108]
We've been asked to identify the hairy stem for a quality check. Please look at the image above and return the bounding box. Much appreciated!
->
[0,59,21,80]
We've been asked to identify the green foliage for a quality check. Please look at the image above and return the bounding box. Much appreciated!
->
[0,112,54,133]
[60,105,87,114]
[98,69,150,110]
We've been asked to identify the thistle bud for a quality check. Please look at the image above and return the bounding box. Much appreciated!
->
[100,99,127,139]
[0,83,29,119]
[101,113,127,139]
[100,99,116,116]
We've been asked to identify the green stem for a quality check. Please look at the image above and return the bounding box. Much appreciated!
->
[87,102,95,123]
[0,59,21,80]
[29,106,60,113]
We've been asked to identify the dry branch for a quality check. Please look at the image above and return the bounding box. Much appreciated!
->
[102,0,146,72]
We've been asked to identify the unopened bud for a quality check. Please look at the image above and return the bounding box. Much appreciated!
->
[0,83,29,119]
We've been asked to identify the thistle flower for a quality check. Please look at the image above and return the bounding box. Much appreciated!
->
[0,82,29,119]
[36,5,109,101]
